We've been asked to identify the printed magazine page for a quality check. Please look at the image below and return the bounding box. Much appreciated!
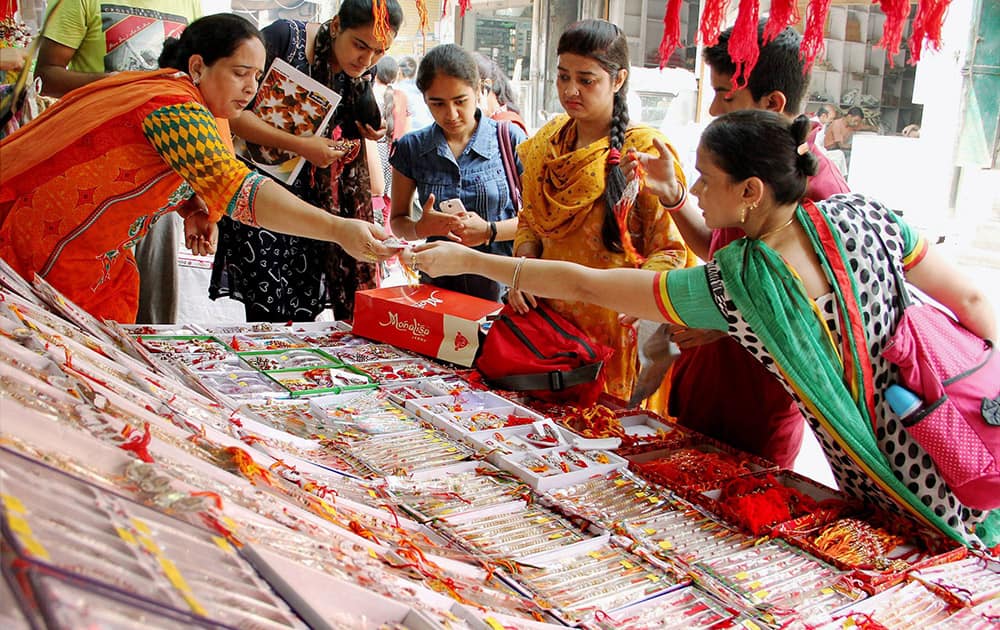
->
[234,58,342,185]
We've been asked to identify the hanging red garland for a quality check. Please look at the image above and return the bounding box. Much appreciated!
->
[699,0,731,47]
[727,0,761,89]
[658,0,956,89]
[458,0,472,18]
[657,0,684,68]
[0,0,15,22]
[762,0,799,45]
[877,0,911,67]
[800,0,834,71]
[909,0,951,63]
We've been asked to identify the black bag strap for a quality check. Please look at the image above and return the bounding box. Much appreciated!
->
[496,120,522,211]
[498,314,578,361]
[485,361,605,392]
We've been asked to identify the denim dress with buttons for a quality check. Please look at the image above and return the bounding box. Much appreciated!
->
[390,110,527,301]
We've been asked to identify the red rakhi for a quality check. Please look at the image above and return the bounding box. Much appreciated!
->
[613,162,646,267]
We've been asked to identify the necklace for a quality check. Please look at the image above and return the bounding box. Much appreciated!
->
[756,214,797,241]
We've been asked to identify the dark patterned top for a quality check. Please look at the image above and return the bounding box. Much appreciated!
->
[210,19,377,321]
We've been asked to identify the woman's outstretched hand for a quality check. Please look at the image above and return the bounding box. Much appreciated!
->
[335,219,398,263]
[408,241,471,278]
[623,137,685,208]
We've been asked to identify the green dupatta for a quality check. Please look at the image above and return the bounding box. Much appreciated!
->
[714,203,977,545]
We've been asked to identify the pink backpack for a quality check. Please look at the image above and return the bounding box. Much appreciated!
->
[882,271,1000,511]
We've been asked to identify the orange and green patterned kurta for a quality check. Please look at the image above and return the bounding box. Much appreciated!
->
[0,70,266,323]
[515,115,692,400]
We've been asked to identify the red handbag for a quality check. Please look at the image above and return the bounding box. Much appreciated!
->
[475,304,611,405]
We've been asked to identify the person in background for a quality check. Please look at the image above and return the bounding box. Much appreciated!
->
[511,19,690,401]
[389,44,527,301]
[413,109,998,550]
[472,52,527,133]
[35,0,202,325]
[397,54,432,130]
[825,105,876,154]
[372,54,408,227]
[643,22,850,468]
[813,104,835,150]
[0,14,395,323]
[210,0,404,322]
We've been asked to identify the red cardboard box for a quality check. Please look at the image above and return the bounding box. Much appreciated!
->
[352,285,502,367]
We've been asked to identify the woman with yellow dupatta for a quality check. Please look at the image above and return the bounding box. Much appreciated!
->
[512,19,690,401]
[0,14,394,324]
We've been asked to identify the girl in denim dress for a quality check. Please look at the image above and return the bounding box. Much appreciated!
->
[389,44,527,302]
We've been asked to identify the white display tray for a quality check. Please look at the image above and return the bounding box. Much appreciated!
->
[496,446,629,492]
[466,419,577,464]
[241,545,444,630]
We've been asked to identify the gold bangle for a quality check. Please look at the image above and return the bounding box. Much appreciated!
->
[511,256,527,292]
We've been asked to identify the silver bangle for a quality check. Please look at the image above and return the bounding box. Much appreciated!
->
[511,256,527,292]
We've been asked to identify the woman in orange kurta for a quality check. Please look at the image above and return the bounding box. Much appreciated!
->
[513,20,690,400]
[0,14,392,323]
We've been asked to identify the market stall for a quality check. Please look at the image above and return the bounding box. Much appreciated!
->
[0,260,997,629]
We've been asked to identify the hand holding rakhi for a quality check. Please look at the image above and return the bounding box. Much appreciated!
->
[297,135,349,167]
[613,152,646,267]
[623,137,685,209]
[407,241,469,278]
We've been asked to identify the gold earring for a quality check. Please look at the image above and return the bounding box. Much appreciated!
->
[741,202,757,224]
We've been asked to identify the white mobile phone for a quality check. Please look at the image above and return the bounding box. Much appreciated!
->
[439,198,466,214]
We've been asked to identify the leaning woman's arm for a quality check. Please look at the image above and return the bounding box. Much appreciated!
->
[905,245,996,341]
[414,242,729,332]
[143,102,392,261]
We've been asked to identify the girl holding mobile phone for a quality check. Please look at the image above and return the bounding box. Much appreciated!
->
[389,44,527,302]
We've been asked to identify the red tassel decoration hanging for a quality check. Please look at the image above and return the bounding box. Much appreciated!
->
[762,0,799,45]
[657,0,684,68]
[877,0,911,67]
[414,0,429,34]
[727,0,760,90]
[699,0,731,47]
[458,0,472,17]
[800,0,834,71]
[0,0,15,21]
[371,0,392,50]
[908,0,951,63]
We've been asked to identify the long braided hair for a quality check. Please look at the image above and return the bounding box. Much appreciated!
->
[557,19,631,253]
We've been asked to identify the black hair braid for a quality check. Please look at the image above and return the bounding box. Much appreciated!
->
[601,88,630,253]
[790,114,819,178]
